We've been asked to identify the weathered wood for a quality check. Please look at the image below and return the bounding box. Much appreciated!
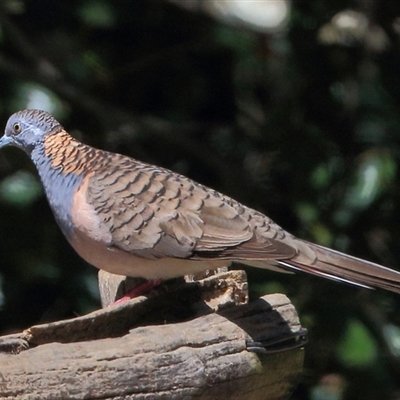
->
[22,270,249,345]
[0,271,306,399]
[97,267,234,309]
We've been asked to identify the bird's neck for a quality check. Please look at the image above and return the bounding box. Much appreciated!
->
[30,131,88,237]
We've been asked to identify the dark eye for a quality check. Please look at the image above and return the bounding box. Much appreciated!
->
[12,122,21,135]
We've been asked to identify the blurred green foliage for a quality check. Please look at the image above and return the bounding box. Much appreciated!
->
[337,319,377,367]
[0,170,42,206]
[1,1,400,399]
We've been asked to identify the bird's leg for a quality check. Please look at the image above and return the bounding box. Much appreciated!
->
[113,279,163,305]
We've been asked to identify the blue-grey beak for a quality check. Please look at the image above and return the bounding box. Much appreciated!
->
[0,135,13,149]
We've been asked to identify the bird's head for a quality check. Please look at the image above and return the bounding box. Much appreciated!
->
[0,109,62,154]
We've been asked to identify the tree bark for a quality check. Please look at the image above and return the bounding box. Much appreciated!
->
[0,271,306,400]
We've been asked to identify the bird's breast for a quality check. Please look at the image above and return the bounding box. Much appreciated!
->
[69,172,112,243]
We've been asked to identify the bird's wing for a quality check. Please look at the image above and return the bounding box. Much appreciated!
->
[81,154,296,261]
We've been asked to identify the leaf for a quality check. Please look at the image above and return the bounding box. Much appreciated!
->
[337,319,377,367]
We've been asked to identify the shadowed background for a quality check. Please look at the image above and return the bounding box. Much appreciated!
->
[1,1,400,399]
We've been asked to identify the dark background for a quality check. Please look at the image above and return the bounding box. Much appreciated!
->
[1,1,400,399]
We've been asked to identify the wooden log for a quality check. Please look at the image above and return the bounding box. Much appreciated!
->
[0,271,306,399]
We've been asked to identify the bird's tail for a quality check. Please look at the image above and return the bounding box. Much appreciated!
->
[246,240,400,294]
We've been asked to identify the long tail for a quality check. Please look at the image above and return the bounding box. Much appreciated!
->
[275,240,400,294]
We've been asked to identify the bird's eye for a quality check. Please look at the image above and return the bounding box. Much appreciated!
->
[12,123,21,135]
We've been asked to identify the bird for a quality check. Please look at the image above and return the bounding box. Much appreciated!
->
[1,109,400,297]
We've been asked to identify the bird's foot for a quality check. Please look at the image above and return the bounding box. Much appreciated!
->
[113,279,163,305]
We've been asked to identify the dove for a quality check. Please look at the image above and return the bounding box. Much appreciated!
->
[1,109,400,296]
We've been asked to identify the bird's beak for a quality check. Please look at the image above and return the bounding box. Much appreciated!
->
[0,135,13,149]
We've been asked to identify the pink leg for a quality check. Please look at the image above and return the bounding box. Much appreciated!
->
[113,279,163,305]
